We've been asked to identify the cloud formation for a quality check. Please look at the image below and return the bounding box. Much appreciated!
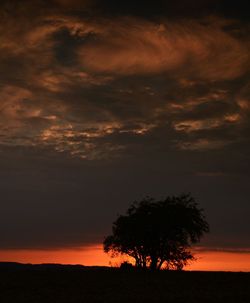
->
[0,9,249,159]
[79,18,249,80]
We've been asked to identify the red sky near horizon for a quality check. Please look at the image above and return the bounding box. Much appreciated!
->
[1,246,250,272]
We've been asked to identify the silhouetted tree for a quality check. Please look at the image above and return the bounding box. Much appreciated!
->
[104,194,209,270]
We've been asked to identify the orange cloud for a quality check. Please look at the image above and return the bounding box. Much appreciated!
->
[0,12,249,158]
[173,114,241,133]
[39,122,124,159]
[176,139,230,151]
[79,18,249,80]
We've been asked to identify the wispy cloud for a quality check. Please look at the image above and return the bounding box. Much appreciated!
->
[0,10,249,159]
[79,18,249,80]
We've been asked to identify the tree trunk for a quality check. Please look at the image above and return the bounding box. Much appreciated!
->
[150,256,157,270]
[157,259,164,270]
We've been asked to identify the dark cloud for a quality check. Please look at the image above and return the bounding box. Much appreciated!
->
[88,0,250,20]
[1,0,249,20]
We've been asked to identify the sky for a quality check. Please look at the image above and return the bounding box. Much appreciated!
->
[0,0,250,270]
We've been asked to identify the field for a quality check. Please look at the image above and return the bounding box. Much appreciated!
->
[0,263,249,302]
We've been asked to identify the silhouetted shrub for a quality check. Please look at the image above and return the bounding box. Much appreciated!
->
[120,261,134,271]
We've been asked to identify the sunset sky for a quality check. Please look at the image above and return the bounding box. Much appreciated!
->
[0,0,249,271]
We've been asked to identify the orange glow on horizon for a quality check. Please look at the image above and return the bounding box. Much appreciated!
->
[0,246,126,267]
[186,250,250,272]
[0,246,250,272]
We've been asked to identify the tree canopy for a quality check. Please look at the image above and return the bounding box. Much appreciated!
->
[103,194,209,270]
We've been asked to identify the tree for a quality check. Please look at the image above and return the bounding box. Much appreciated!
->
[103,194,209,270]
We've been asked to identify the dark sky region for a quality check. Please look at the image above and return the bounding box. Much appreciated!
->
[0,0,249,255]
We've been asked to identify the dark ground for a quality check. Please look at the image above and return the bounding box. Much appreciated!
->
[0,263,249,303]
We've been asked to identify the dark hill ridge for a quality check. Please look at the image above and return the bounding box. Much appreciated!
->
[0,262,249,302]
[0,262,105,271]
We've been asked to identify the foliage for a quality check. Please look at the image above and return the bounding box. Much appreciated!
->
[104,194,209,270]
